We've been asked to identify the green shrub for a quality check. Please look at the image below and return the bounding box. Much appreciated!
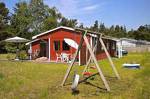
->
[18,50,28,60]
[6,53,15,60]
[6,54,11,60]
[5,43,17,53]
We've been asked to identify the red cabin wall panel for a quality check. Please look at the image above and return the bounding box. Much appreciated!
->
[32,41,40,54]
[31,28,116,64]
[96,50,116,60]
[49,29,82,60]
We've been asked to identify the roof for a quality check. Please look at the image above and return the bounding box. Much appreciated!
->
[25,39,40,45]
[75,28,103,35]
[119,38,150,45]
[32,26,74,39]
[32,26,104,39]
[120,38,137,42]
[102,36,119,41]
[29,26,118,45]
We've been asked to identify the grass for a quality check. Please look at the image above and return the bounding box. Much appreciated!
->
[0,53,15,60]
[0,53,150,99]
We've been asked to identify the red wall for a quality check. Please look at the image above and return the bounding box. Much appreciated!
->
[50,29,81,60]
[31,28,116,65]
[96,50,116,60]
[35,29,83,60]
[32,41,40,54]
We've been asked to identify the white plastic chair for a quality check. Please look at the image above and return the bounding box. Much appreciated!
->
[61,53,69,63]
[56,53,62,62]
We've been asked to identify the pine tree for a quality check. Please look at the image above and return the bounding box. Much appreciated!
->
[11,1,32,39]
[99,23,105,33]
[59,17,77,28]
[0,2,12,53]
[78,23,84,29]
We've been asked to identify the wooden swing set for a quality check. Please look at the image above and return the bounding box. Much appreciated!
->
[61,28,120,91]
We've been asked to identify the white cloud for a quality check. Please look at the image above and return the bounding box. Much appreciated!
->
[59,0,79,17]
[83,4,99,11]
[44,0,108,25]
[44,0,80,17]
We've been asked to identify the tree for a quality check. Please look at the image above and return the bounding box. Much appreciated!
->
[89,20,99,32]
[115,25,120,32]
[99,23,105,33]
[91,20,99,31]
[105,25,115,36]
[110,25,115,32]
[29,0,47,35]
[0,2,9,26]
[11,0,63,39]
[128,25,150,41]
[59,17,78,28]
[42,7,62,30]
[136,25,150,41]
[0,2,12,53]
[11,1,32,39]
[78,23,84,29]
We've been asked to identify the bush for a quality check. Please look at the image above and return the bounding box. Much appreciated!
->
[18,50,28,60]
[6,53,15,60]
[5,43,17,53]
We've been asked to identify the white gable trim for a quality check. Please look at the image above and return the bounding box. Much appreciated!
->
[32,26,75,39]
[25,39,40,45]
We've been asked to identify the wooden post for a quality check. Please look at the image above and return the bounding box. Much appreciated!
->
[61,32,86,86]
[82,40,98,75]
[86,45,88,63]
[83,35,110,91]
[99,37,120,79]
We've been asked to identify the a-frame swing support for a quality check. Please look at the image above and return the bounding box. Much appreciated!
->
[99,36,120,79]
[82,37,98,75]
[83,35,120,79]
[61,29,120,91]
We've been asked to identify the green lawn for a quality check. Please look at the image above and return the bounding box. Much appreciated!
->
[0,53,150,99]
[0,53,15,60]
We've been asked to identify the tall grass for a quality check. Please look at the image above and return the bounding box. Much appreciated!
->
[0,53,15,60]
[0,53,150,99]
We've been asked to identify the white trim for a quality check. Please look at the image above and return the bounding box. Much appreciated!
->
[88,34,119,42]
[89,33,97,38]
[26,39,40,45]
[120,45,123,57]
[29,44,32,60]
[48,38,51,61]
[79,51,81,66]
[102,36,119,41]
[32,26,75,39]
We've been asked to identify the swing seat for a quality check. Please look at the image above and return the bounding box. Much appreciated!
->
[90,66,96,69]
[83,72,92,77]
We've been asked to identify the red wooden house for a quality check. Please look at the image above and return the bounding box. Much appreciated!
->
[26,26,117,65]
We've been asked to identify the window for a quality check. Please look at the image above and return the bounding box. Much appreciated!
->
[63,40,70,51]
[112,42,116,50]
[96,41,101,53]
[54,41,60,51]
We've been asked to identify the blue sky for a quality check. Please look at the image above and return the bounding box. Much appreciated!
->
[1,0,150,30]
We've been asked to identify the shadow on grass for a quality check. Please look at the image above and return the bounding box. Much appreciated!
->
[72,90,80,95]
[0,73,4,79]
[84,81,107,93]
[105,76,119,83]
